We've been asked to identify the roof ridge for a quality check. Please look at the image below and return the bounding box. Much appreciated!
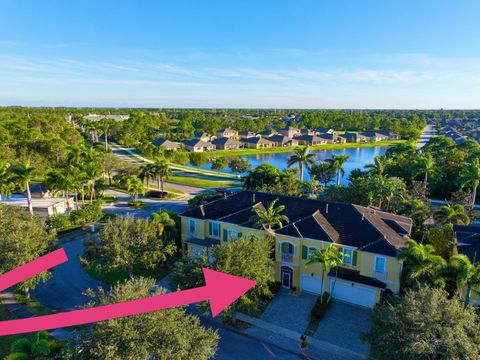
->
[217,201,264,221]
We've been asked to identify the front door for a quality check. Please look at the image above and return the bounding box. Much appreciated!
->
[281,266,293,288]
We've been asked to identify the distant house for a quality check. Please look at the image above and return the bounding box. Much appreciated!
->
[300,128,315,136]
[258,129,278,138]
[1,194,75,216]
[315,128,336,135]
[83,114,129,122]
[279,126,300,138]
[294,135,327,146]
[237,130,258,139]
[194,132,216,142]
[318,133,343,144]
[360,131,390,142]
[241,137,274,149]
[215,128,238,139]
[212,137,244,150]
[267,134,299,147]
[375,130,401,140]
[151,138,182,151]
[339,132,370,143]
[454,224,480,304]
[184,139,216,152]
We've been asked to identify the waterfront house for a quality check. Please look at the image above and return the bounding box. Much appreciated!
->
[339,132,370,143]
[151,137,182,150]
[294,135,327,146]
[267,134,299,147]
[216,128,238,139]
[300,128,316,136]
[180,190,412,308]
[318,133,344,144]
[238,130,258,139]
[279,126,300,138]
[315,128,336,135]
[375,130,401,140]
[211,137,244,150]
[194,132,216,142]
[258,129,278,138]
[360,131,390,142]
[184,139,216,152]
[241,137,274,149]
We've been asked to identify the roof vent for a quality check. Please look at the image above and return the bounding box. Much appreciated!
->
[253,193,256,203]
[326,204,329,214]
[361,213,365,221]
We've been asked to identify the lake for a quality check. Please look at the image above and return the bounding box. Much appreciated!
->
[189,146,389,185]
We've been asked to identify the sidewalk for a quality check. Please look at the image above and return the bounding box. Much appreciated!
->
[0,289,74,341]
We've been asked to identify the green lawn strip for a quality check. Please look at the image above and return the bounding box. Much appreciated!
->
[13,289,56,317]
[304,293,331,335]
[167,175,240,189]
[0,302,38,358]
[83,260,170,285]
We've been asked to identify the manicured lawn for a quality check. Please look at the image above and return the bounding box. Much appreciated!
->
[167,175,240,189]
[211,140,406,158]
[0,302,36,358]
[84,260,170,285]
[13,290,55,317]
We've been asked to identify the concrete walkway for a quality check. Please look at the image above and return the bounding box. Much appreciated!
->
[417,124,437,150]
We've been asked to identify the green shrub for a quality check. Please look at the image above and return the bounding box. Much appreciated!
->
[45,214,71,231]
[70,204,104,225]
[311,292,331,322]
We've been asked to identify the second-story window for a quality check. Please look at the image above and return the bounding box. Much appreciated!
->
[342,248,353,265]
[228,229,238,241]
[189,219,196,235]
[212,222,220,237]
[374,256,386,274]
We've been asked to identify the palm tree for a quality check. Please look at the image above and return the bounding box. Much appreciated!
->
[287,146,316,181]
[152,159,171,193]
[11,162,36,215]
[0,162,13,201]
[301,175,322,199]
[449,254,480,307]
[125,175,145,201]
[459,158,480,210]
[45,168,76,211]
[306,244,345,302]
[139,163,156,191]
[365,155,388,176]
[416,154,435,186]
[433,203,470,225]
[325,154,349,186]
[249,198,289,239]
[84,163,102,203]
[397,239,447,289]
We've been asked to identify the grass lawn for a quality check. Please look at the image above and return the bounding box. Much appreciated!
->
[13,290,55,317]
[167,175,240,189]
[0,302,37,358]
[83,260,171,285]
[211,140,406,158]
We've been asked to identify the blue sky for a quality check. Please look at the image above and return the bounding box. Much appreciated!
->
[0,0,479,108]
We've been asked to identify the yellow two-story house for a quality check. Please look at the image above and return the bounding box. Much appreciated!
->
[180,191,413,308]
[454,224,480,305]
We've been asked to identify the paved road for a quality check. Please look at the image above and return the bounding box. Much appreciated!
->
[32,230,106,311]
[417,124,437,150]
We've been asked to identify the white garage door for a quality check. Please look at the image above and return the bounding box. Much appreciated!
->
[301,275,323,295]
[329,280,377,308]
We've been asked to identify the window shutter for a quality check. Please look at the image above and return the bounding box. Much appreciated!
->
[302,245,308,259]
[223,229,227,242]
[238,232,243,239]
[352,251,358,266]
[208,222,212,236]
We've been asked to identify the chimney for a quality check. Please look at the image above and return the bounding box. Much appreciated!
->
[326,204,329,214]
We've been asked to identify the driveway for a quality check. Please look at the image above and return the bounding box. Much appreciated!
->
[32,230,107,311]
[260,289,317,333]
[314,302,371,355]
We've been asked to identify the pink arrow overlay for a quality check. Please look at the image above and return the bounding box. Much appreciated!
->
[0,248,256,336]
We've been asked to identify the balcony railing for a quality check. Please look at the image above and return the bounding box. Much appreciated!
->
[281,253,294,263]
